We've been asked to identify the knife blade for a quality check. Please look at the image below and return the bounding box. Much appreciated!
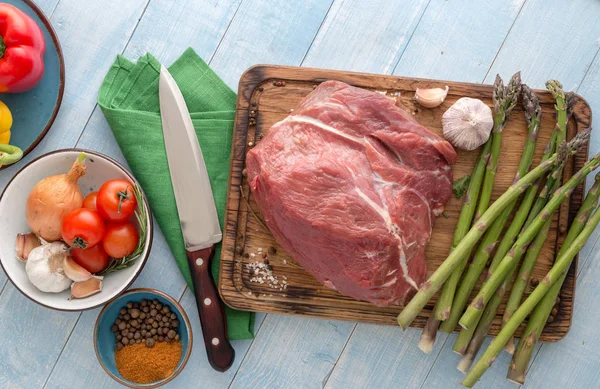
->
[159,65,235,372]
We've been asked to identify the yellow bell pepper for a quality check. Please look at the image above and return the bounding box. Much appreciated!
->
[0,100,12,144]
[0,101,23,166]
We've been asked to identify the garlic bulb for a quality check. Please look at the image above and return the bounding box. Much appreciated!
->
[414,86,449,108]
[442,97,493,150]
[25,242,72,293]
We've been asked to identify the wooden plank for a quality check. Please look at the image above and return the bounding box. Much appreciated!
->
[420,334,519,389]
[45,1,334,388]
[0,0,61,320]
[221,65,587,340]
[230,315,355,389]
[0,0,148,386]
[32,0,60,16]
[485,0,600,89]
[302,0,430,73]
[325,326,450,389]
[0,286,79,389]
[523,240,600,388]
[572,54,600,269]
[392,0,525,82]
[209,0,335,88]
[158,289,267,389]
[0,0,149,191]
[231,3,434,387]
[523,48,600,386]
[42,235,188,388]
[424,0,600,385]
[41,1,245,388]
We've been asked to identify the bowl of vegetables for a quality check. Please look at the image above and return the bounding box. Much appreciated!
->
[0,149,153,311]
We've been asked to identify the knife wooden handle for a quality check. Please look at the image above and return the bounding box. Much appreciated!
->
[186,245,235,372]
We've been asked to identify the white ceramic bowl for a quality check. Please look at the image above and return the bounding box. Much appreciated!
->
[0,149,153,311]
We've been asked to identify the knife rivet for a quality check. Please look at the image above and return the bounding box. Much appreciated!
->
[204,298,211,306]
[212,338,220,346]
[196,258,204,266]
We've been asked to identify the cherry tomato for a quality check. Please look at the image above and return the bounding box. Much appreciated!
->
[102,221,139,258]
[96,179,137,222]
[72,244,110,273]
[83,192,98,210]
[62,208,106,249]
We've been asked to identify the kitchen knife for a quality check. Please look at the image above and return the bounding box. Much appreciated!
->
[158,65,235,372]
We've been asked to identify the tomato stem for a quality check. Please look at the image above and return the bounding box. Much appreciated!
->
[0,36,5,59]
[116,188,133,213]
[72,237,88,249]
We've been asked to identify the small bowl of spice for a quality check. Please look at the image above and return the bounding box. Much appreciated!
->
[94,288,193,388]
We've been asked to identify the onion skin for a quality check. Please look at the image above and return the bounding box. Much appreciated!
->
[26,153,86,241]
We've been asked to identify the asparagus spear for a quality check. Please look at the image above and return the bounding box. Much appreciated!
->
[459,150,600,330]
[440,85,541,335]
[395,133,587,330]
[458,277,511,373]
[502,88,573,337]
[433,141,492,322]
[457,161,564,371]
[501,163,565,352]
[419,140,494,352]
[522,83,573,229]
[507,173,600,383]
[462,202,600,387]
[434,74,521,323]
[475,72,522,221]
[460,85,572,335]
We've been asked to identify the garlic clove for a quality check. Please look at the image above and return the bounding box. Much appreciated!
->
[414,86,449,108]
[70,278,102,299]
[442,97,494,150]
[15,233,42,262]
[63,255,93,282]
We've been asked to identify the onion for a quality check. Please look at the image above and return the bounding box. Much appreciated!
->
[26,153,86,241]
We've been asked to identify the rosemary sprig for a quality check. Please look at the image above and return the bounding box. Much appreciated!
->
[99,183,148,275]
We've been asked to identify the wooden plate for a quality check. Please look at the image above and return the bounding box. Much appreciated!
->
[1,0,65,170]
[219,65,591,342]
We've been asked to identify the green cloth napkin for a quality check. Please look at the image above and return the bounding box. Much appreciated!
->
[98,48,254,340]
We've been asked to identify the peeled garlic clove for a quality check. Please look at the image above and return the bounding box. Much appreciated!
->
[15,233,42,262]
[70,278,102,299]
[414,86,449,108]
[442,97,494,151]
[63,255,93,282]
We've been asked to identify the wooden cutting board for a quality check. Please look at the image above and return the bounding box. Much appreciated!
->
[219,65,591,342]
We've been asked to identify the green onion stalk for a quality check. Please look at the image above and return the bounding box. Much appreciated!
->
[506,172,600,384]
[462,200,600,387]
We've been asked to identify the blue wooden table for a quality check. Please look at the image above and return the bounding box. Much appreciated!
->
[2,1,600,388]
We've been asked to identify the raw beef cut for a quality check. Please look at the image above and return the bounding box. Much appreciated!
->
[246,80,456,306]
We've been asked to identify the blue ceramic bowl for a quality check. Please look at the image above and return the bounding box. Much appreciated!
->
[1,0,65,170]
[94,289,193,388]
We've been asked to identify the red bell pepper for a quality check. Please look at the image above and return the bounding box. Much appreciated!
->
[0,3,45,93]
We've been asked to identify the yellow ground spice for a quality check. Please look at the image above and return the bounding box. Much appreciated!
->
[115,341,182,384]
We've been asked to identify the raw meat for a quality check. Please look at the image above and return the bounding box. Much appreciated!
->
[246,80,456,306]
